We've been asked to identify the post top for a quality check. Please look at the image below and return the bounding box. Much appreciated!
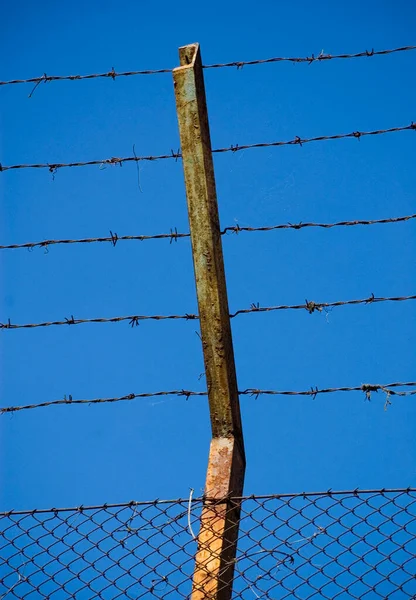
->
[177,43,200,68]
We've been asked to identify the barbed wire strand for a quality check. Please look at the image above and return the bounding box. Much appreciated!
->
[1,294,415,331]
[1,45,415,88]
[0,486,416,517]
[204,45,416,69]
[0,230,190,250]
[2,213,416,251]
[0,312,199,330]
[1,382,415,414]
[1,123,415,173]
[2,487,415,516]
[212,123,416,156]
[229,294,416,318]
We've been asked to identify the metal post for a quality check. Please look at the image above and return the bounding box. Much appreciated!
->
[173,43,246,600]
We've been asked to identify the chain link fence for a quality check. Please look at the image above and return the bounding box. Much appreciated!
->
[1,488,415,599]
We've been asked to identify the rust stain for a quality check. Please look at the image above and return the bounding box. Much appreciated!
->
[192,439,243,600]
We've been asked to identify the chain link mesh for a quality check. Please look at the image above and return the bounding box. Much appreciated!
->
[1,489,415,599]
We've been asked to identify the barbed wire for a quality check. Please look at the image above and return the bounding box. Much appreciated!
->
[0,487,415,516]
[1,123,414,173]
[222,213,416,234]
[1,45,415,89]
[0,151,179,172]
[1,382,415,414]
[2,213,416,251]
[204,45,416,69]
[229,294,416,317]
[1,294,415,331]
[213,123,416,155]
[0,229,189,250]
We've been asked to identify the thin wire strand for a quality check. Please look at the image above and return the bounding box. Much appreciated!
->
[221,213,416,234]
[2,213,416,251]
[1,382,415,414]
[0,151,179,172]
[212,123,416,155]
[2,487,415,516]
[0,312,199,329]
[1,45,415,87]
[1,294,415,331]
[1,123,414,172]
[230,294,416,318]
[0,67,173,87]
[0,230,190,250]
[204,45,416,68]
[187,489,197,541]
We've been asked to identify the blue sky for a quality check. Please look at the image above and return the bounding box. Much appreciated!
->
[1,0,415,511]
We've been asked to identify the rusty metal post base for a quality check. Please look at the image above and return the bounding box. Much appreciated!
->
[192,438,245,600]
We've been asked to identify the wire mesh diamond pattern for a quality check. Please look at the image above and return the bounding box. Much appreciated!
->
[1,489,415,599]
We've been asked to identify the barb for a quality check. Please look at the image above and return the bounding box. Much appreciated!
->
[1,122,414,172]
[2,213,415,251]
[132,144,143,193]
[1,294,415,331]
[1,382,415,414]
[28,73,47,98]
[1,45,415,87]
